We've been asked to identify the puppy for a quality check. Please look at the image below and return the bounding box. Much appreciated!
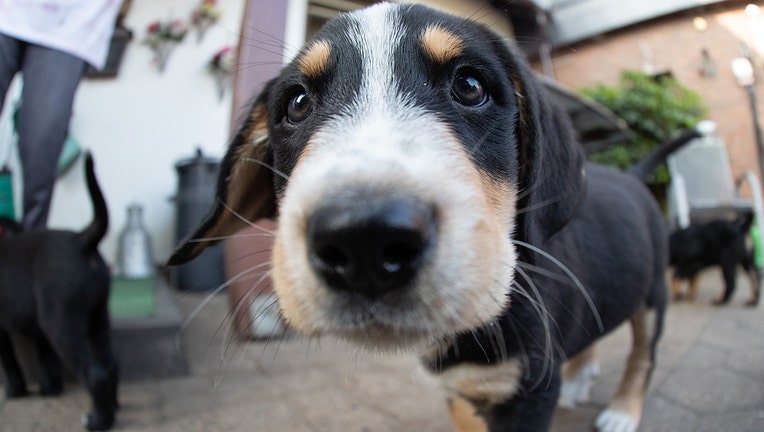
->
[170,4,667,431]
[670,212,761,306]
[0,154,118,431]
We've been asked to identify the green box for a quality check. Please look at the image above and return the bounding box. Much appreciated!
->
[109,277,155,318]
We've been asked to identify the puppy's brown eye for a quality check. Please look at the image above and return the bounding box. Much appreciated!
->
[287,92,312,123]
[452,73,487,107]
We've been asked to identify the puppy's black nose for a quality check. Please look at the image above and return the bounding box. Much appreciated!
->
[307,196,436,298]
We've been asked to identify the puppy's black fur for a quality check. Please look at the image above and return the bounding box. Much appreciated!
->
[169,4,668,431]
[0,154,118,431]
[670,212,761,306]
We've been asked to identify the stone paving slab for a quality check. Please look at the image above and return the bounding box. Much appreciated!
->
[1,269,762,431]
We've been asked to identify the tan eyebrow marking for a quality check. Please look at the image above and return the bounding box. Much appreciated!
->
[298,40,332,78]
[421,25,465,64]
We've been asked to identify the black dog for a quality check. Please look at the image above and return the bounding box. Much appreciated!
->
[0,154,118,430]
[670,212,761,306]
[170,4,668,431]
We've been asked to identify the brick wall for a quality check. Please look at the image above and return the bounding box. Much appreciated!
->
[536,2,764,189]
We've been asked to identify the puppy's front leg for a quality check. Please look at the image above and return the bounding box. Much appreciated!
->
[746,267,761,306]
[670,277,685,300]
[440,359,561,431]
[714,262,737,305]
[450,386,562,432]
[687,275,700,300]
[484,378,561,432]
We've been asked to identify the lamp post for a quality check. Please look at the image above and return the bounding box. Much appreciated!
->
[732,56,764,182]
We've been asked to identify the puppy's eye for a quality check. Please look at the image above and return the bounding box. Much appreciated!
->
[451,72,487,107]
[287,91,313,123]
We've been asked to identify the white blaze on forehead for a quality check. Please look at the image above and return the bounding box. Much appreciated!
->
[346,3,406,112]
[300,2,447,179]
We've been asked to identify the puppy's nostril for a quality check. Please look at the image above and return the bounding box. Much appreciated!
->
[382,248,404,273]
[316,245,349,274]
[307,195,436,298]
[382,238,425,274]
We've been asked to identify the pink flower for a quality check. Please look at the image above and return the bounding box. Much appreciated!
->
[210,45,235,73]
[171,20,186,31]
[216,46,232,57]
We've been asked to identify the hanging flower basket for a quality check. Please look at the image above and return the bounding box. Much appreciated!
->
[191,0,222,43]
[144,19,188,72]
[209,45,235,100]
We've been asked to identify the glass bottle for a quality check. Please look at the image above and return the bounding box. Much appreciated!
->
[117,203,154,279]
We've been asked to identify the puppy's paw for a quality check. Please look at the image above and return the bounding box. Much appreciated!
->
[595,409,638,432]
[82,410,115,431]
[4,383,29,398]
[39,378,63,396]
[4,376,29,398]
[558,362,600,408]
[557,382,578,408]
[712,297,728,306]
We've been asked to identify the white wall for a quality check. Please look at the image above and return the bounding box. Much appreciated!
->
[0,0,247,266]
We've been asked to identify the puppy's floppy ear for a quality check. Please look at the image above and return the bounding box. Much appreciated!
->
[510,58,586,247]
[168,81,277,265]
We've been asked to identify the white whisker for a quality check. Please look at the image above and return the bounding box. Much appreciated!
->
[513,240,604,332]
[219,200,260,229]
[515,196,564,216]
[242,156,291,181]
[222,268,275,359]
[187,232,275,244]
[517,261,596,338]
[514,267,555,391]
[175,263,271,350]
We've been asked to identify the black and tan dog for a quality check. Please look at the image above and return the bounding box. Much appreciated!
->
[170,4,667,431]
[0,154,118,430]
[670,212,761,306]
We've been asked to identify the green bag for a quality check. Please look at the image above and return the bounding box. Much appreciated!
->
[751,218,764,268]
[57,134,82,177]
[0,167,14,219]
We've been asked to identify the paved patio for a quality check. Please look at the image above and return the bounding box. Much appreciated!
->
[1,268,763,431]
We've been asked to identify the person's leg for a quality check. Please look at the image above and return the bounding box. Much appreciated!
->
[0,33,23,120]
[17,43,85,230]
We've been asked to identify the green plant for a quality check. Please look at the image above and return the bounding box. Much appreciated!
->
[580,70,707,184]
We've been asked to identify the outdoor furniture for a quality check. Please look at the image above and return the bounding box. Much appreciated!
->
[667,134,764,236]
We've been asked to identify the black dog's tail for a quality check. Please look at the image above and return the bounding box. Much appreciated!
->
[627,121,716,181]
[77,153,109,251]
